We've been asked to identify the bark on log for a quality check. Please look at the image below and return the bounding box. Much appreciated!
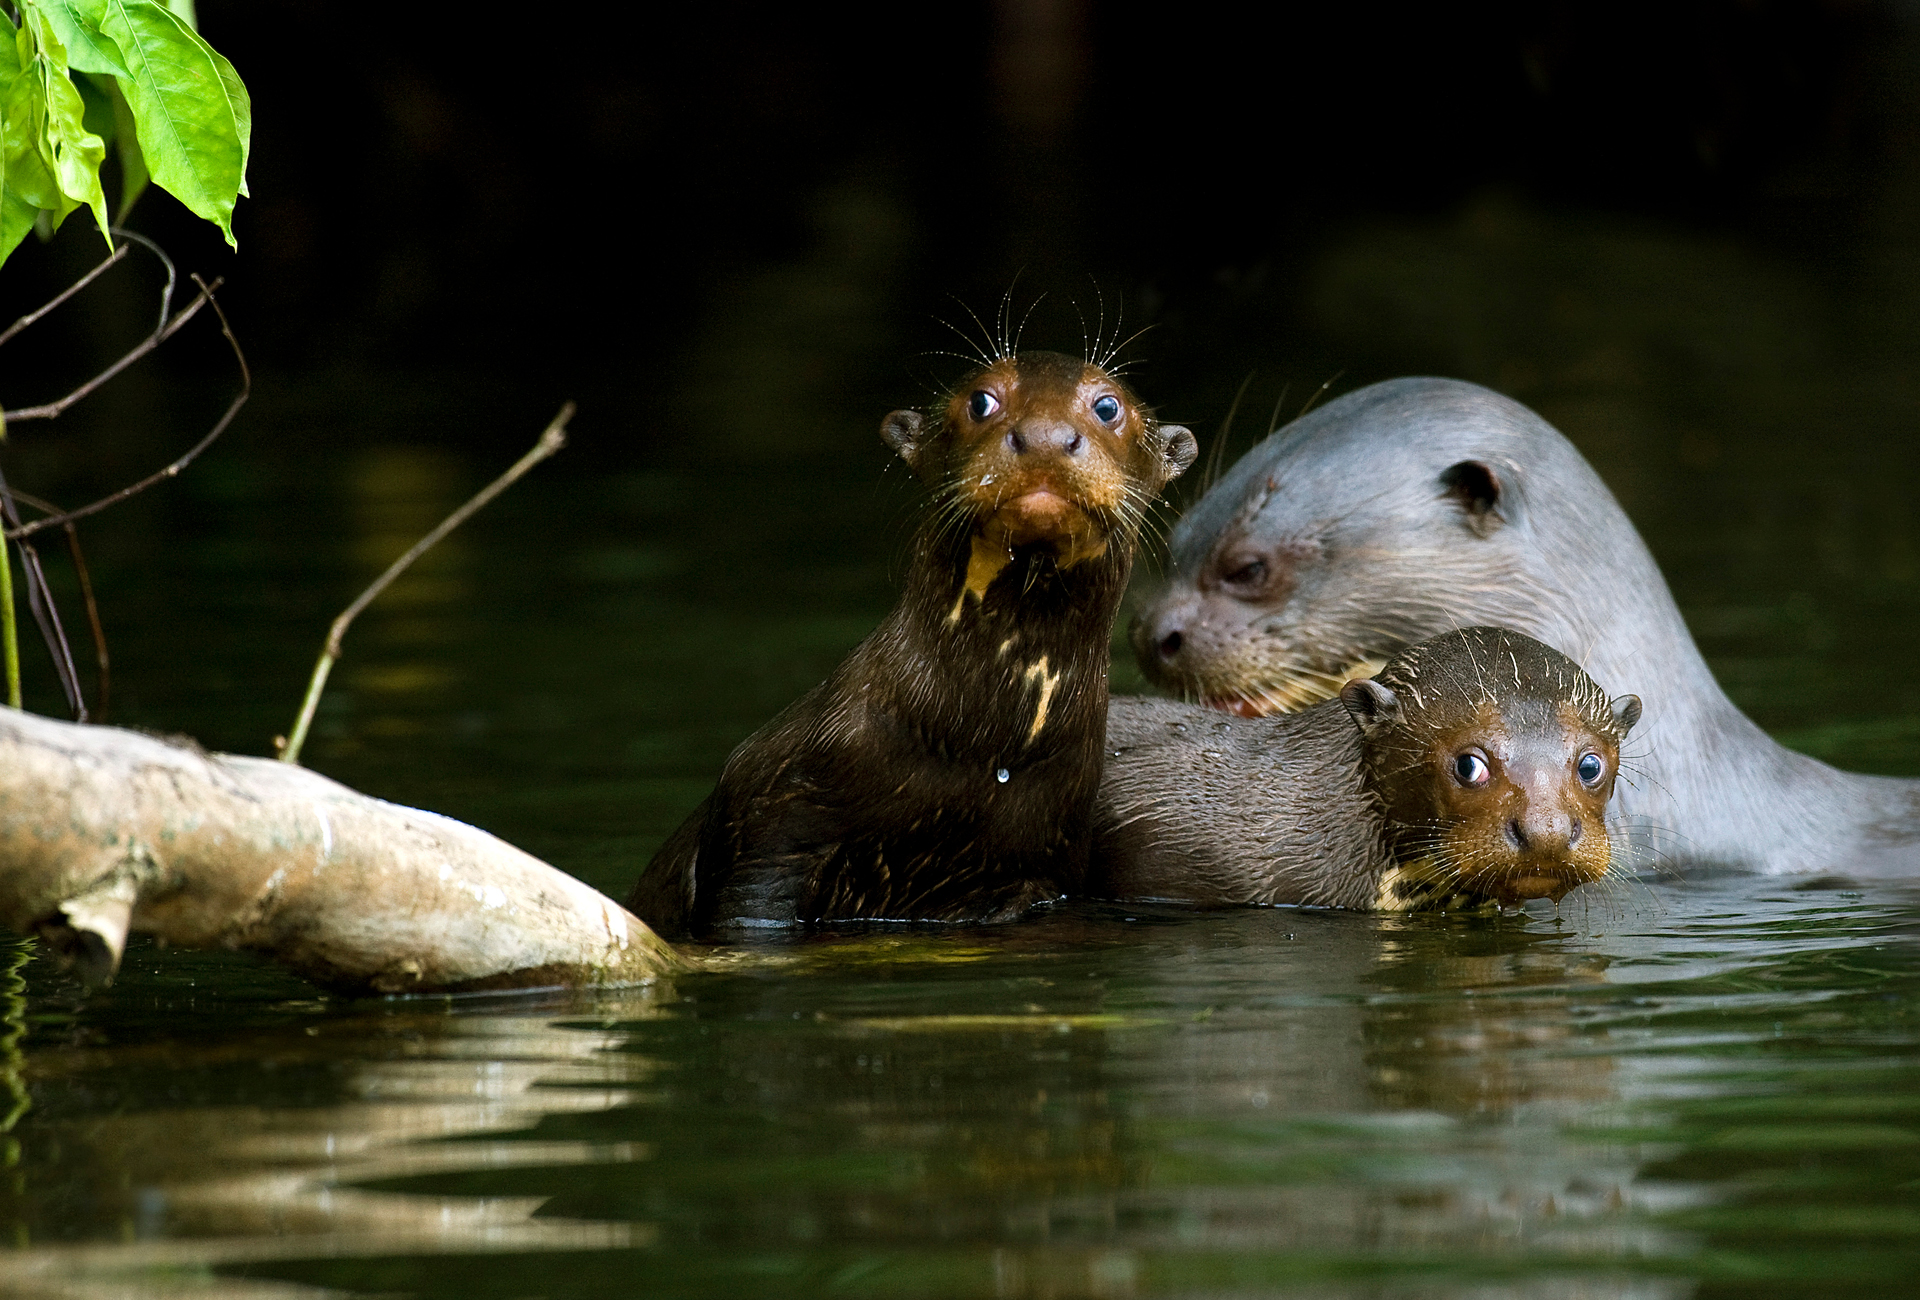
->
[0,707,685,993]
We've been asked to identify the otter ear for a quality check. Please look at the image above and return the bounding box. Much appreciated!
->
[1339,678,1401,737]
[881,410,929,477]
[1611,693,1642,736]
[1439,460,1507,538]
[1157,424,1199,482]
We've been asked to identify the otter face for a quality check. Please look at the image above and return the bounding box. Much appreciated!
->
[881,352,1196,573]
[1341,627,1642,908]
[1132,381,1572,717]
[1400,697,1623,904]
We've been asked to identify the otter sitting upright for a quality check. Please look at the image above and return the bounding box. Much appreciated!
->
[627,352,1197,937]
[1095,626,1643,910]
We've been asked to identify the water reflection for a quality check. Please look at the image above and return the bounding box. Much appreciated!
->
[0,880,1915,1295]
[0,986,673,1296]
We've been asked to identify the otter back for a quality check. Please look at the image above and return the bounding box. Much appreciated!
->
[1092,697,1386,908]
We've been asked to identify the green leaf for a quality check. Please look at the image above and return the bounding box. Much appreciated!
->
[105,72,146,220]
[97,0,246,246]
[2,23,70,219]
[29,2,130,79]
[20,3,111,245]
[75,67,115,140]
[0,14,37,262]
[0,185,35,269]
[0,16,47,264]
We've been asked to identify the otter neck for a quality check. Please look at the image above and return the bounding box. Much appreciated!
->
[885,523,1135,761]
[1544,554,1917,873]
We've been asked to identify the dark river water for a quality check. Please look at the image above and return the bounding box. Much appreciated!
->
[6,178,1920,1294]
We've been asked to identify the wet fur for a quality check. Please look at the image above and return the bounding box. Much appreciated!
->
[1093,697,1388,908]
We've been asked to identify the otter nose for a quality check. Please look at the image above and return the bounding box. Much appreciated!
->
[1006,419,1084,458]
[1507,806,1577,856]
[1130,611,1186,664]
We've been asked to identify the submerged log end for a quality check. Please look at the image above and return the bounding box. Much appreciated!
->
[339,891,691,997]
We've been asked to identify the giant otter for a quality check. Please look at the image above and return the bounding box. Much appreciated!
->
[627,351,1197,937]
[1095,626,1641,910]
[1131,376,1920,875]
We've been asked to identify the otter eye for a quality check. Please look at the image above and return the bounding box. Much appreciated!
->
[1577,752,1605,785]
[1452,753,1490,787]
[1222,558,1268,588]
[1092,394,1122,425]
[968,390,1000,421]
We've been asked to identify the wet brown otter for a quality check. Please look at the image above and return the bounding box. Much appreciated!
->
[626,351,1197,937]
[1132,377,1920,876]
[1094,627,1642,910]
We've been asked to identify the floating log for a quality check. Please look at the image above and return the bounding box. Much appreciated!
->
[0,707,684,993]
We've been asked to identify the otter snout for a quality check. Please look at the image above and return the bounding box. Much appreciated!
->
[1007,419,1085,459]
[1134,599,1199,673]
[1130,594,1257,707]
[1506,807,1579,856]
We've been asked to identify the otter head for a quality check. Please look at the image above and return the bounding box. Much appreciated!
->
[1339,626,1641,907]
[1131,377,1641,717]
[881,353,1196,595]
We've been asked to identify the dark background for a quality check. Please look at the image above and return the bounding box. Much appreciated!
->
[6,0,1909,459]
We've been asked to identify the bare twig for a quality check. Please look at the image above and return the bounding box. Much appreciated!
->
[5,276,247,541]
[277,403,576,766]
[65,514,108,720]
[16,540,83,719]
[5,487,111,720]
[0,464,85,719]
[0,231,179,416]
[0,243,131,349]
[0,235,201,718]
[115,228,180,336]
[1,278,214,426]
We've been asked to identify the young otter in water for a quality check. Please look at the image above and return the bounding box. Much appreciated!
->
[627,352,1197,937]
[1095,627,1642,910]
[1132,377,1920,877]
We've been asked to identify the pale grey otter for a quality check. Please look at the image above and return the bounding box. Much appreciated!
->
[1129,376,1920,877]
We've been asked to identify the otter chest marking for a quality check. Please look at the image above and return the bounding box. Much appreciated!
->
[948,538,1015,624]
[1022,656,1062,746]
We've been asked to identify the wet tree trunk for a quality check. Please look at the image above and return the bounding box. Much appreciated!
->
[0,707,684,993]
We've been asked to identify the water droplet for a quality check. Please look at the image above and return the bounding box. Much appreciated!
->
[996,768,1010,783]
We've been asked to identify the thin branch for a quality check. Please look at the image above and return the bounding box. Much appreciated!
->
[0,227,176,374]
[2,275,215,425]
[16,541,83,719]
[115,227,180,335]
[277,404,576,765]
[0,231,183,718]
[0,243,130,349]
[66,514,109,721]
[5,275,247,541]
[0,464,85,720]
[5,487,110,721]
